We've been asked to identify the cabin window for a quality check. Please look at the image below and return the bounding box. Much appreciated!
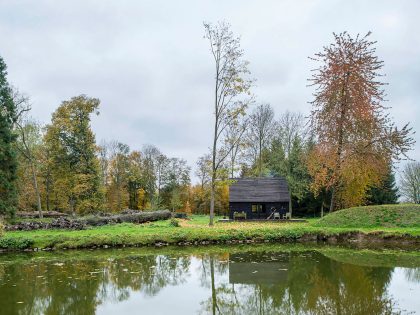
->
[251,204,265,213]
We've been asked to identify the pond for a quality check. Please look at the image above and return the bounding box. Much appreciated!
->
[0,244,419,314]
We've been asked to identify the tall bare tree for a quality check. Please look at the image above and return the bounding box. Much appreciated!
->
[246,104,275,176]
[204,21,253,225]
[276,111,307,158]
[195,154,212,189]
[225,116,248,178]
[12,89,44,218]
[399,162,420,204]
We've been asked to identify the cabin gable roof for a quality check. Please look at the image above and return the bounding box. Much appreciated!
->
[229,177,290,203]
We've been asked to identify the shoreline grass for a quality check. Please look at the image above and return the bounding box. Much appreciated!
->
[1,213,419,251]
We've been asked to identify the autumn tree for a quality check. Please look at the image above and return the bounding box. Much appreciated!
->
[12,89,46,217]
[45,95,104,215]
[127,151,144,210]
[399,161,420,204]
[307,32,413,211]
[204,21,253,225]
[107,142,130,211]
[0,56,18,217]
[15,119,44,216]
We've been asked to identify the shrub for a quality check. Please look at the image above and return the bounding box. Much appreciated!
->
[169,218,180,227]
[173,212,188,219]
[0,237,34,250]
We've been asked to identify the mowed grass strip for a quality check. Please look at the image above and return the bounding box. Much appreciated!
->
[1,207,420,250]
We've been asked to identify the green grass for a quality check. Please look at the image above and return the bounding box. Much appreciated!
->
[314,204,420,228]
[1,210,419,251]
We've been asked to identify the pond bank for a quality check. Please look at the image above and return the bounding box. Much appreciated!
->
[1,216,419,252]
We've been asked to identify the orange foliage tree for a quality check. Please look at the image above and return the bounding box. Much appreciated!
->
[307,32,413,210]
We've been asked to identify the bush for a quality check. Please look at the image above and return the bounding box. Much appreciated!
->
[173,212,188,219]
[0,237,34,250]
[169,218,180,227]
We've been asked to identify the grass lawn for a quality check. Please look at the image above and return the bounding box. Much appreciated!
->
[314,204,420,228]
[1,204,419,251]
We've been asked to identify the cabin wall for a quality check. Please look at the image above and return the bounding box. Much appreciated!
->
[229,202,289,219]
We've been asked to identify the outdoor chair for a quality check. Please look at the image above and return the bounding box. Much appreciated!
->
[233,211,247,220]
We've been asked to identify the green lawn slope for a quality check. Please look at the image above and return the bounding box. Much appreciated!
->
[314,204,420,228]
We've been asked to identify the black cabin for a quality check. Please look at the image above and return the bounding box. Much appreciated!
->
[229,177,290,220]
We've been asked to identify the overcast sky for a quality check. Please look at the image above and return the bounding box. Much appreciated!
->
[1,0,419,182]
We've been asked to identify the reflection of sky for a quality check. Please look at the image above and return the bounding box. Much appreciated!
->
[96,257,211,315]
[388,268,420,314]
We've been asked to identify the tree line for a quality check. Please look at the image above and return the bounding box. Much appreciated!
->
[0,22,418,219]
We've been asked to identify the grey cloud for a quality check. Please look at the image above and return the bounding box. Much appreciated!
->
[1,0,419,182]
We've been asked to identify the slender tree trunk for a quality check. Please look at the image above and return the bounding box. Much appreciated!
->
[210,179,215,226]
[329,188,335,213]
[70,197,76,217]
[46,177,50,212]
[259,137,262,176]
[331,72,350,212]
[210,257,217,315]
[30,162,42,218]
[210,60,219,226]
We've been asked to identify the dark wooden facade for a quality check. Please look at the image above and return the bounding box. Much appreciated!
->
[229,177,290,220]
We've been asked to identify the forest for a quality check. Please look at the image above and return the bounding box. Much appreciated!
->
[0,23,418,220]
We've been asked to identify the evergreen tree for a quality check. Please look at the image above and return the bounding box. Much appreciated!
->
[0,56,18,217]
[367,169,399,205]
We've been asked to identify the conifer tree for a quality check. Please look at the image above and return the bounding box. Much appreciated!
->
[0,56,18,217]
[367,168,399,205]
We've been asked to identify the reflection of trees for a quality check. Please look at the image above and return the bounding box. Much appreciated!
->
[103,254,190,298]
[0,249,416,315]
[0,253,190,315]
[198,251,401,315]
[405,267,420,283]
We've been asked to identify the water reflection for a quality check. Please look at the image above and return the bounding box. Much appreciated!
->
[0,246,418,315]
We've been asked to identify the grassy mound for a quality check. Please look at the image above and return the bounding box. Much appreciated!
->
[314,204,420,228]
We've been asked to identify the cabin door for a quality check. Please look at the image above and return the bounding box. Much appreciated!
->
[251,204,266,219]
